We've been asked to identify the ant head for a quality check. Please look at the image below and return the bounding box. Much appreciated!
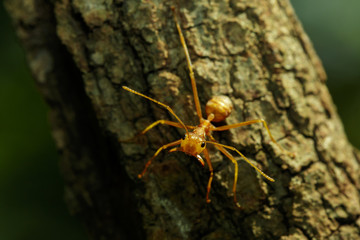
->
[180,133,206,156]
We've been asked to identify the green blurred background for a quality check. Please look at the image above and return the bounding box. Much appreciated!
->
[0,3,87,240]
[0,1,359,239]
[293,0,360,149]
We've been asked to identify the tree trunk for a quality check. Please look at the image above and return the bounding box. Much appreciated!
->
[5,0,360,239]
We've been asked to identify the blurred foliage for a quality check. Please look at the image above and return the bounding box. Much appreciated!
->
[0,4,86,240]
[0,1,359,240]
[292,0,360,148]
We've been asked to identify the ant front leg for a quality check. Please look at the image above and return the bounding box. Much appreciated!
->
[213,119,295,158]
[138,139,181,178]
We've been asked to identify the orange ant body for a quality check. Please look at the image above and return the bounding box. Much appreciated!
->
[122,7,294,207]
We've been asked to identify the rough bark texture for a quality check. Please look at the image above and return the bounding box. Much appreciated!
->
[5,0,360,239]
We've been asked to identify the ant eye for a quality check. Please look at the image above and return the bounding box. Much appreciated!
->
[201,142,205,148]
[182,135,186,140]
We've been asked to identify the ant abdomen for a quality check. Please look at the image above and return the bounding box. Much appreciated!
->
[205,95,234,122]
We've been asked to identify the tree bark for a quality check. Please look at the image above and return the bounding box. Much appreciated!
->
[5,0,360,239]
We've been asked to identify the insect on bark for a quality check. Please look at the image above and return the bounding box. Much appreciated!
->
[122,7,295,208]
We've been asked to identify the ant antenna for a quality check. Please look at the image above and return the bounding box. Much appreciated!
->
[122,86,189,135]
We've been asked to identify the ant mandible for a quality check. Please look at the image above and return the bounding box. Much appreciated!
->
[122,7,295,208]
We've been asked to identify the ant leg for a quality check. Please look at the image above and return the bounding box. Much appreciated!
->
[171,7,203,122]
[203,148,214,203]
[123,86,189,134]
[212,119,295,158]
[206,134,240,206]
[206,135,275,208]
[207,142,240,208]
[139,120,195,136]
[120,120,195,143]
[138,139,181,178]
[206,140,275,182]
[139,120,188,136]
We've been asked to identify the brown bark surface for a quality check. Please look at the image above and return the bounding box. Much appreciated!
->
[5,0,360,239]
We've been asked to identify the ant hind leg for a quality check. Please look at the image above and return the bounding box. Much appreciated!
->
[203,148,213,203]
[212,119,295,158]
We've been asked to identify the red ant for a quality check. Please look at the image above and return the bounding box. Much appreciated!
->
[122,7,295,208]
